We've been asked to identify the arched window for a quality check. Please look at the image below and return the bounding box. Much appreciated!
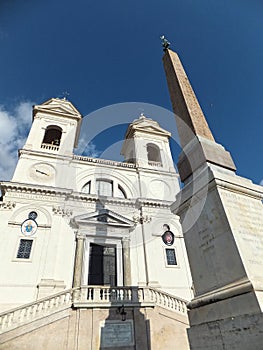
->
[116,185,127,199]
[42,125,62,146]
[147,143,162,165]
[82,181,91,194]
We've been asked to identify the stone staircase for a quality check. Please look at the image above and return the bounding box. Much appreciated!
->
[0,286,188,335]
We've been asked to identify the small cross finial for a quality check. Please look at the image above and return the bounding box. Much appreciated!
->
[61,91,70,100]
[140,113,146,119]
[160,35,170,52]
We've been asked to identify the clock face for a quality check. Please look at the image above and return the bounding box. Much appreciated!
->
[29,163,56,182]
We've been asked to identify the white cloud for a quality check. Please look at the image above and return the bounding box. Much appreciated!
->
[260,179,263,186]
[0,101,33,180]
[77,139,100,158]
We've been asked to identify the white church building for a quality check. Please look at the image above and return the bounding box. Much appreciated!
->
[0,98,193,349]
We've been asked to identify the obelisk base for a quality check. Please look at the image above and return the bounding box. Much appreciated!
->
[187,311,263,350]
[177,136,236,182]
[172,164,263,349]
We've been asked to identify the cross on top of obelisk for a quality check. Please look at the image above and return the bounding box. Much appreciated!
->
[160,35,170,52]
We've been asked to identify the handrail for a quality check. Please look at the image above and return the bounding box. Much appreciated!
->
[0,288,77,333]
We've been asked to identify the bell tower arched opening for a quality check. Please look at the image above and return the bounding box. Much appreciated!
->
[147,143,162,166]
[42,125,62,147]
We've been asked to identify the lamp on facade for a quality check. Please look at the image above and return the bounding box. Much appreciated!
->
[117,304,127,321]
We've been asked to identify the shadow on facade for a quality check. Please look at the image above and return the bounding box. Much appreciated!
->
[93,201,151,349]
[99,298,151,350]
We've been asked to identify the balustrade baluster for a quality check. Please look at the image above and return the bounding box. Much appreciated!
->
[0,316,3,330]
[93,287,101,302]
[127,288,132,301]
[110,289,116,302]
[1,315,7,330]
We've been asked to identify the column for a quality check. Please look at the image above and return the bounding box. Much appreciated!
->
[122,237,131,286]
[73,233,85,289]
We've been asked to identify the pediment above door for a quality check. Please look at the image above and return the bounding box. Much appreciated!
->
[71,209,134,228]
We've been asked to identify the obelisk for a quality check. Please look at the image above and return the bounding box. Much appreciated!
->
[163,48,236,182]
[163,41,263,349]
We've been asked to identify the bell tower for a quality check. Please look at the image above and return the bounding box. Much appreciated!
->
[121,114,180,201]
[12,98,82,184]
[121,114,175,172]
[23,98,82,155]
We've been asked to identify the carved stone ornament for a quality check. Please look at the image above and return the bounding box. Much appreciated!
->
[132,214,152,225]
[52,206,73,217]
[0,201,16,210]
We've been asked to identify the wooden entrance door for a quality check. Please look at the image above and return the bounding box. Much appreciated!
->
[88,243,117,286]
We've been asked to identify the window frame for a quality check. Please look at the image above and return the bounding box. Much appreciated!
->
[146,143,162,163]
[82,180,91,194]
[13,237,35,262]
[96,179,113,197]
[116,184,127,199]
[163,247,179,268]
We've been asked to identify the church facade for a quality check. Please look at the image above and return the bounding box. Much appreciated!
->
[0,98,192,349]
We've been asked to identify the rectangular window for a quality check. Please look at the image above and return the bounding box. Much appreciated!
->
[16,239,33,259]
[165,248,177,266]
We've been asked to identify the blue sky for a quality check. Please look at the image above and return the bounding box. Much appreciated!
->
[0,0,262,184]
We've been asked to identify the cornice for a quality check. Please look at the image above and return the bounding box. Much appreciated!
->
[0,182,72,199]
[19,148,73,161]
[136,198,173,209]
[0,182,137,207]
[68,193,137,208]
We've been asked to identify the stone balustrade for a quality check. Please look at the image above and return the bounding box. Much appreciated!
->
[41,143,60,151]
[75,286,187,315]
[73,155,136,168]
[148,161,163,167]
[148,288,187,314]
[0,286,187,334]
[0,289,73,333]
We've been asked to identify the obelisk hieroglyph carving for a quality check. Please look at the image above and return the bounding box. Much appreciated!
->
[163,44,263,349]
